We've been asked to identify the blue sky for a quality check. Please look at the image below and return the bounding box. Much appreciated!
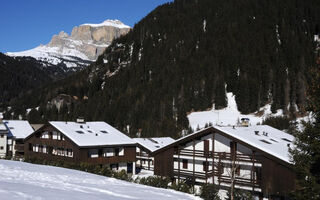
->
[0,0,173,53]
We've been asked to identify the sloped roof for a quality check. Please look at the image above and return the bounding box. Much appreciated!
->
[153,125,294,164]
[213,125,294,163]
[0,124,7,132]
[4,120,34,139]
[50,121,136,147]
[134,137,175,152]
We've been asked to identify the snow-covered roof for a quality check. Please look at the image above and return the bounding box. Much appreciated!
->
[49,121,136,147]
[81,19,131,29]
[4,120,34,139]
[213,125,294,163]
[134,137,175,152]
[155,125,294,164]
[0,124,7,132]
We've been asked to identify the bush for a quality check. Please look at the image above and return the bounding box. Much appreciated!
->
[138,176,171,189]
[226,189,253,200]
[200,184,220,200]
[170,180,192,194]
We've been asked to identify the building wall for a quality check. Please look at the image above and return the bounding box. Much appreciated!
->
[0,133,7,158]
[154,147,174,177]
[24,125,136,170]
[136,146,154,170]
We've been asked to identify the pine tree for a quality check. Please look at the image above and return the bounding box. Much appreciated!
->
[291,59,320,199]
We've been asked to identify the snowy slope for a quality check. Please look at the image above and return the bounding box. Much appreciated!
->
[0,160,200,200]
[188,92,313,131]
[7,45,90,69]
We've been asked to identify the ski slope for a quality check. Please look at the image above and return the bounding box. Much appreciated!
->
[188,92,312,130]
[0,160,200,200]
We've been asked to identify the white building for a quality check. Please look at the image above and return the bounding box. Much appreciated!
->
[134,137,175,171]
[153,125,296,199]
[0,115,9,158]
[4,120,35,158]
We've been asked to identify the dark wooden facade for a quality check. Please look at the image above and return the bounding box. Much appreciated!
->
[24,124,136,165]
[152,127,296,198]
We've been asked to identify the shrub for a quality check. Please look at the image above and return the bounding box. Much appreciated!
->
[170,180,192,194]
[200,184,220,200]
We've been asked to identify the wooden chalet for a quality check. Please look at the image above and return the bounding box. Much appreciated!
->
[24,120,137,174]
[0,114,8,158]
[134,137,174,171]
[151,125,296,199]
[4,120,34,158]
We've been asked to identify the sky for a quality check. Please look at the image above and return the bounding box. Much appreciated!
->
[0,0,173,53]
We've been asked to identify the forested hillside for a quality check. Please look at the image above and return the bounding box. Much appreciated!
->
[4,0,320,138]
[0,53,69,108]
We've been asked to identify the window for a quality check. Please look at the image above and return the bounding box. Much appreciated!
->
[29,143,32,151]
[89,149,98,158]
[260,139,271,144]
[119,148,124,156]
[67,149,73,157]
[41,131,49,139]
[103,148,114,157]
[76,130,84,134]
[52,131,58,139]
[43,145,47,154]
[182,159,188,169]
[0,134,4,138]
[203,161,209,172]
[100,130,108,134]
[0,146,3,150]
[282,138,292,142]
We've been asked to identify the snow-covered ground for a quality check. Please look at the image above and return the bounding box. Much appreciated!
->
[188,92,313,131]
[0,160,200,200]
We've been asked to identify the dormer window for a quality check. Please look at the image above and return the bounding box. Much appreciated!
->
[282,138,292,142]
[260,139,271,144]
[76,130,84,134]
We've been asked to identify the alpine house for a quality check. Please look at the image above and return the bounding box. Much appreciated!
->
[151,125,295,199]
[24,119,137,174]
[134,137,175,171]
[4,120,35,158]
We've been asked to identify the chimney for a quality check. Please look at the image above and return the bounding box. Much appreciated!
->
[254,131,259,135]
[76,117,85,123]
[0,112,3,123]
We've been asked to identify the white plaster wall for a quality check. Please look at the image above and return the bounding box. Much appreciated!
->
[237,143,252,155]
[215,133,231,153]
[0,134,7,158]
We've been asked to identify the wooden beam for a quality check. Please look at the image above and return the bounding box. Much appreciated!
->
[193,139,195,191]
[212,132,215,184]
[178,146,180,182]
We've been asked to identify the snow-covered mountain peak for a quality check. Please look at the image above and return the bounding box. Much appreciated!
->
[6,19,131,72]
[81,19,131,29]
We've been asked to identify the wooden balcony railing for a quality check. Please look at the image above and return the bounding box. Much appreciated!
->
[176,149,259,163]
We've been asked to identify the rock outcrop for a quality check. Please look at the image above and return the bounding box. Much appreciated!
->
[7,20,130,71]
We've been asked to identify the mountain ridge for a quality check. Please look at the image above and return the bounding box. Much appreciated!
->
[6,19,131,71]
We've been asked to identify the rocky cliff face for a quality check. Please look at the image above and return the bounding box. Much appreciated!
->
[7,20,130,71]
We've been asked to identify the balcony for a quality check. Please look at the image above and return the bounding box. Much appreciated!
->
[15,144,25,152]
[176,149,260,164]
